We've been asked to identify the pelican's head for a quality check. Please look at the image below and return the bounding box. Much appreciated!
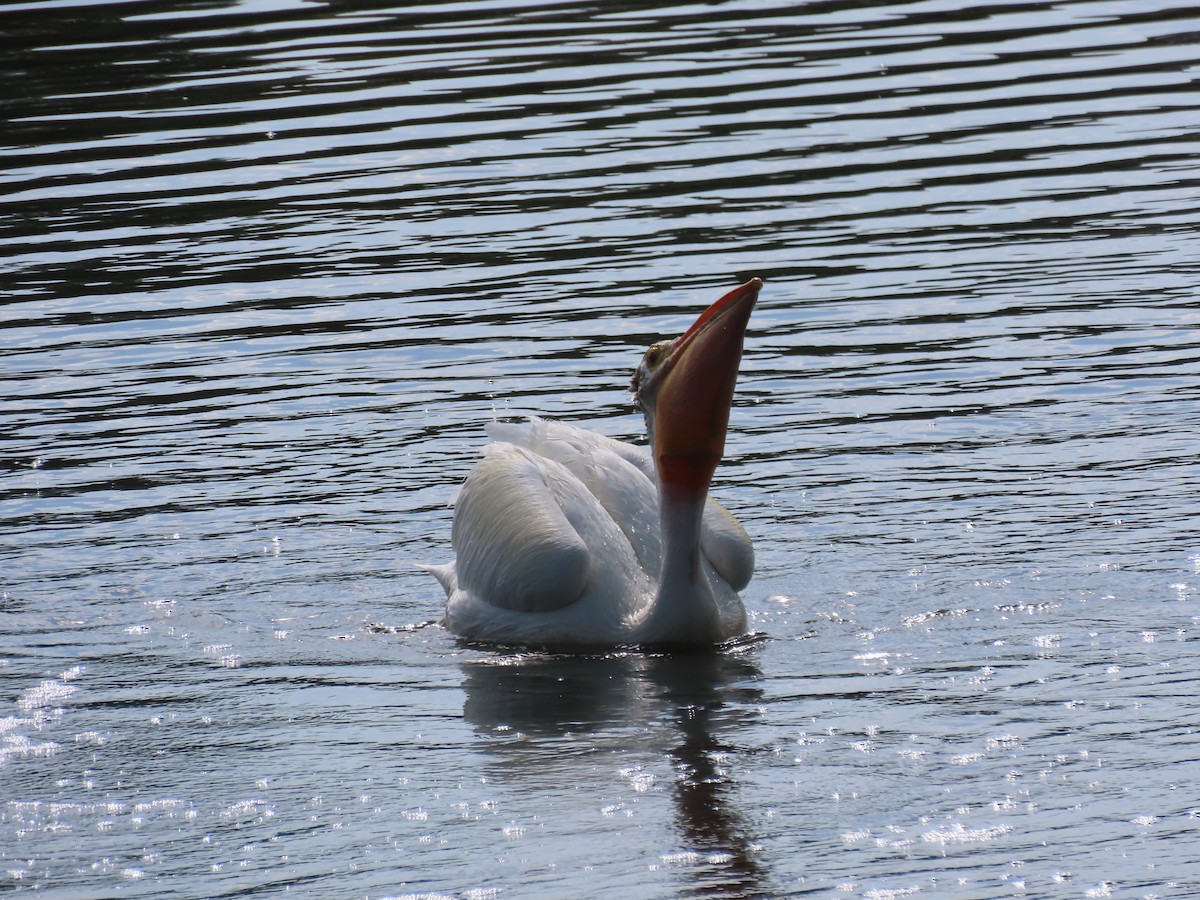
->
[632,278,762,500]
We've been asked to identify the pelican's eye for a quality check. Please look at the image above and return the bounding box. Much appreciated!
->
[630,340,673,405]
[642,340,671,372]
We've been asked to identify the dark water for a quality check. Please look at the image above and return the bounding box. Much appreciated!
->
[3,0,1200,896]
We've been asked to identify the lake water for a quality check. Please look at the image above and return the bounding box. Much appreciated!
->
[3,0,1200,896]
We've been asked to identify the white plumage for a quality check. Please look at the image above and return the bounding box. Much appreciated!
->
[426,417,753,646]
[425,278,763,648]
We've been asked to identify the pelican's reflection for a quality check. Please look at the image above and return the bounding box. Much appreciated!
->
[460,646,768,896]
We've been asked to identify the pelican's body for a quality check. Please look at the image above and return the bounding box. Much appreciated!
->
[426,279,762,648]
[426,417,753,645]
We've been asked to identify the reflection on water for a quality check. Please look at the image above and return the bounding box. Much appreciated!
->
[462,651,766,895]
[3,0,1200,896]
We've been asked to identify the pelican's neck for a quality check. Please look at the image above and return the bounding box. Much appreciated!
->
[659,481,707,589]
[638,463,725,646]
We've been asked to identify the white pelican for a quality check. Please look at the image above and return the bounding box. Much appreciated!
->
[426,278,762,648]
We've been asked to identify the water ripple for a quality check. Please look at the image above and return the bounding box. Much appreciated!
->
[3,1,1200,896]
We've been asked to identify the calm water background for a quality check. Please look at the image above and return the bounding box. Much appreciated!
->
[3,0,1200,897]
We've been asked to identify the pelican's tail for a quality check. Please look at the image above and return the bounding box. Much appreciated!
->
[417,561,457,598]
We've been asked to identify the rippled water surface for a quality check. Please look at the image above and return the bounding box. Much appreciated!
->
[4,0,1200,896]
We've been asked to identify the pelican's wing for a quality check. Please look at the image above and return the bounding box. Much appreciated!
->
[451,443,592,612]
[700,501,754,591]
[485,418,661,575]
[488,417,754,592]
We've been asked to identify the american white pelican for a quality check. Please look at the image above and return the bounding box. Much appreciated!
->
[426,278,762,648]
